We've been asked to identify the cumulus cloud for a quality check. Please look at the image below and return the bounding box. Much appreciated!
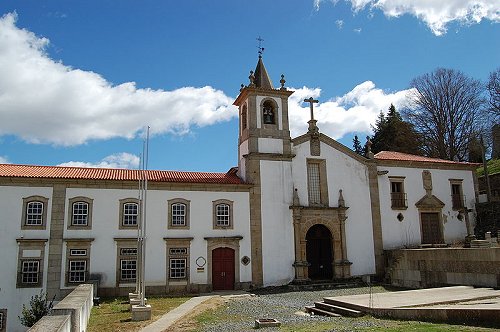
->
[0,156,10,164]
[335,19,344,29]
[57,152,140,169]
[288,81,412,139]
[314,0,500,35]
[0,13,237,146]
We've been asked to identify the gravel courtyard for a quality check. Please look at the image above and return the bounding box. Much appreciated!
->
[184,286,499,332]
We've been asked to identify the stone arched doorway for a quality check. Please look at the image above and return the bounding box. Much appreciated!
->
[306,224,333,280]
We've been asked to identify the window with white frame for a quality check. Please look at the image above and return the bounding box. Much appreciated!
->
[118,246,137,283]
[65,241,91,286]
[21,260,40,284]
[119,198,140,229]
[169,258,187,279]
[216,204,230,226]
[17,239,46,288]
[168,247,188,279]
[123,202,138,226]
[172,203,186,226]
[168,198,190,229]
[212,199,233,229]
[72,202,88,226]
[21,196,49,229]
[165,239,191,285]
[69,260,87,283]
[68,197,93,229]
[26,202,43,226]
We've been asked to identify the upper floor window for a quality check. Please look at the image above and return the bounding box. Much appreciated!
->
[389,177,407,209]
[119,198,139,229]
[72,202,88,226]
[213,199,233,229]
[306,159,328,206]
[450,179,464,210]
[21,196,49,230]
[168,198,190,229]
[68,197,93,230]
[262,100,275,125]
[26,202,43,226]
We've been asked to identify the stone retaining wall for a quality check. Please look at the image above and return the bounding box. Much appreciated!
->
[385,248,500,288]
[28,284,93,332]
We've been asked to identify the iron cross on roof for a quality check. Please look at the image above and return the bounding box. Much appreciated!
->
[257,36,265,57]
[304,97,319,121]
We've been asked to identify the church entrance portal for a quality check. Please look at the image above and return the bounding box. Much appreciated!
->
[306,224,333,280]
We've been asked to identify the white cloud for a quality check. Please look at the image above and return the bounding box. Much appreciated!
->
[0,156,10,164]
[353,27,362,33]
[57,152,140,169]
[315,0,500,35]
[0,13,237,146]
[335,19,344,29]
[288,81,412,139]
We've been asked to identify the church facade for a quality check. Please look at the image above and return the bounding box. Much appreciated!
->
[0,57,478,332]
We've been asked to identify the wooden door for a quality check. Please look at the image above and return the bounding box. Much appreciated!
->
[306,224,333,280]
[212,247,235,290]
[421,212,443,244]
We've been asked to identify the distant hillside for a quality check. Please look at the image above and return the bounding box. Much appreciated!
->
[477,159,500,177]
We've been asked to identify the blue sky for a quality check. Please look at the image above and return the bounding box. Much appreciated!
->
[0,1,498,172]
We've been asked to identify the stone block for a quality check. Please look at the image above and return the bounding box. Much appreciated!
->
[131,304,152,321]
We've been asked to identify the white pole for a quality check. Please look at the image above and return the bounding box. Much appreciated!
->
[140,127,150,307]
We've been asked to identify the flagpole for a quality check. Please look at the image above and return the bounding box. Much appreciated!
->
[140,127,149,307]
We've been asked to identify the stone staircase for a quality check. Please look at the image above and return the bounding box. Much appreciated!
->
[305,297,364,317]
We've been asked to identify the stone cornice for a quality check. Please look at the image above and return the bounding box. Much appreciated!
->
[233,87,294,106]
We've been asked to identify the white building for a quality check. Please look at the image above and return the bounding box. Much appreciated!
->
[0,56,478,331]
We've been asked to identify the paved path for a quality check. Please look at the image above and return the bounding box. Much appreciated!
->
[139,295,215,332]
[139,291,251,332]
[324,285,500,309]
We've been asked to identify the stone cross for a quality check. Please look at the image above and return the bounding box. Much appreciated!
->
[304,97,319,121]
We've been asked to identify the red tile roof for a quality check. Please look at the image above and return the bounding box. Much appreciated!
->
[0,164,244,184]
[374,151,479,166]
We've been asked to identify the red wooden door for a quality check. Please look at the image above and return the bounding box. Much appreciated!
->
[212,248,235,290]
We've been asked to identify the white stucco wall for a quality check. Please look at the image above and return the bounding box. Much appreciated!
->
[63,188,252,289]
[377,166,476,249]
[0,186,53,332]
[258,138,283,154]
[291,141,376,277]
[260,160,295,286]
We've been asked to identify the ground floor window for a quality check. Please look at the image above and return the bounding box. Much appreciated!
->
[16,239,46,288]
[65,240,92,286]
[120,259,137,281]
[21,260,40,284]
[0,309,6,332]
[169,257,187,279]
[164,238,192,285]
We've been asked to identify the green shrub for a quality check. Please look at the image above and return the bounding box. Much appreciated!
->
[18,290,55,327]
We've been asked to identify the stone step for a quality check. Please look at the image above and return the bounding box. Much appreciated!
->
[304,305,341,317]
[314,301,364,317]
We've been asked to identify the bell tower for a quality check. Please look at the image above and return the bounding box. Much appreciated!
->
[233,52,294,286]
[233,55,294,181]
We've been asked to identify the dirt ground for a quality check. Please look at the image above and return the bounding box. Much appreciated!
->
[162,296,226,332]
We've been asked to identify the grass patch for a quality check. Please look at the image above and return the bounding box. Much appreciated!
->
[87,296,190,332]
[477,158,500,176]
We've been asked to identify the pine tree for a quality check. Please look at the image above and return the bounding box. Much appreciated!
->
[371,104,422,155]
[352,135,363,155]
